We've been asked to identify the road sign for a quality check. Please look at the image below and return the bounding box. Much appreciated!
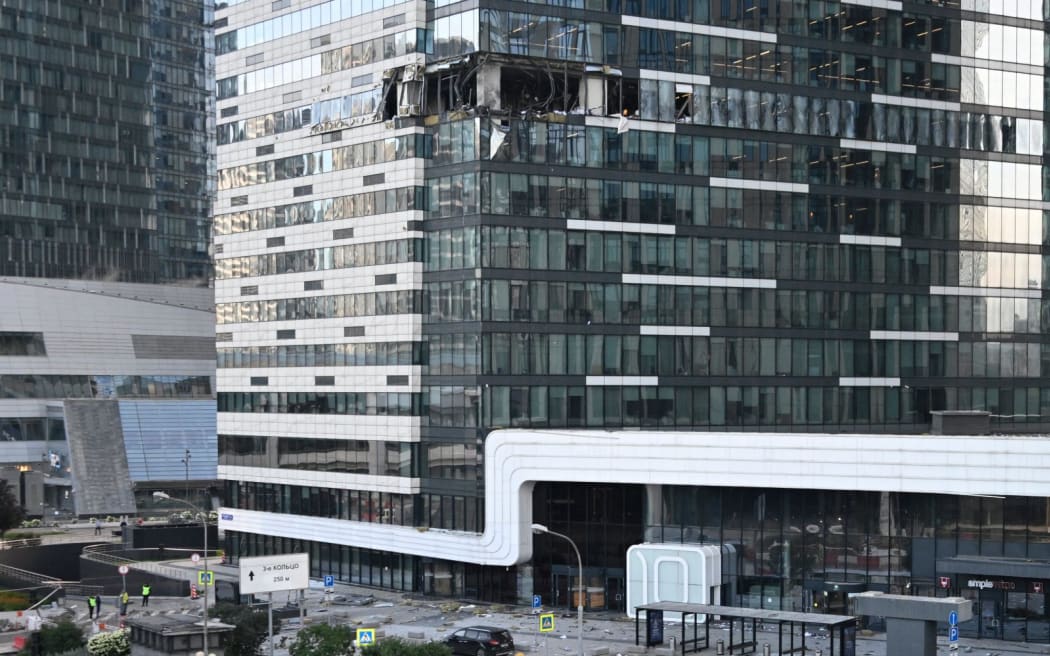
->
[948,626,959,642]
[198,570,214,586]
[532,594,542,608]
[117,565,129,575]
[324,575,335,587]
[539,613,555,633]
[357,628,376,646]
[239,553,309,595]
[948,610,958,626]
[191,553,200,563]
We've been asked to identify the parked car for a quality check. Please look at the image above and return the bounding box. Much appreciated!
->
[444,626,515,656]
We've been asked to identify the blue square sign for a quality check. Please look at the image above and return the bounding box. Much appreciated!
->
[532,595,542,608]
[324,575,335,587]
[948,626,959,643]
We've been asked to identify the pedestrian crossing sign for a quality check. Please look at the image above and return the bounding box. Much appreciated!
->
[357,628,376,646]
[197,571,214,586]
[539,613,555,633]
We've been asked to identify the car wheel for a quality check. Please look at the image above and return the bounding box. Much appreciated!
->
[476,648,486,656]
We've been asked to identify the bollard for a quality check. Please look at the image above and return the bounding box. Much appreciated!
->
[762,644,770,656]
[715,640,724,655]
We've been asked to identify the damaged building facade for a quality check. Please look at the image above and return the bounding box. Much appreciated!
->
[215,0,1050,642]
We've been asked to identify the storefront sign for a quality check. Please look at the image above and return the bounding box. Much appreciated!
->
[967,579,1016,591]
[938,576,951,589]
[1031,582,1044,594]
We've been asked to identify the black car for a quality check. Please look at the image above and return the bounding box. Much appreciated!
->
[444,626,515,656]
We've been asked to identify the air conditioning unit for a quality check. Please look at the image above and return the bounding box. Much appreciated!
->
[398,104,421,117]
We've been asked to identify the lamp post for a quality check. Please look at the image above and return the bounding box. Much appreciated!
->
[532,523,584,656]
[154,491,209,656]
[181,450,192,491]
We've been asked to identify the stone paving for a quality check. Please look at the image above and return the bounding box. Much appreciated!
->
[4,528,1050,656]
[62,560,1050,656]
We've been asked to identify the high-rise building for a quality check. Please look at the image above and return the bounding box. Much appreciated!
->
[215,0,1050,642]
[0,0,217,515]
[0,0,213,284]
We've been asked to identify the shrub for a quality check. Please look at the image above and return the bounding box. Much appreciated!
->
[290,624,356,656]
[23,618,86,655]
[210,602,278,656]
[0,591,31,611]
[87,629,129,656]
[362,637,453,656]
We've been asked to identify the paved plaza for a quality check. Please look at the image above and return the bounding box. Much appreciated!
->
[55,560,1050,656]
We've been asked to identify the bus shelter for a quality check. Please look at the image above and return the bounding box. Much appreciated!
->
[634,602,858,655]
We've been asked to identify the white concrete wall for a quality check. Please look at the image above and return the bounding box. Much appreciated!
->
[219,429,1050,566]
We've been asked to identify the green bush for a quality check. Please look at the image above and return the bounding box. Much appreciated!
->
[290,624,356,656]
[87,629,129,656]
[361,637,453,656]
[20,618,86,655]
[210,602,278,656]
[0,591,31,611]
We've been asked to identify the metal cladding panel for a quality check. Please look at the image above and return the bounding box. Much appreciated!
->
[626,543,722,620]
[118,400,217,482]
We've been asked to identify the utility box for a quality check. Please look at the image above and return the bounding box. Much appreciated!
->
[125,613,235,656]
[931,410,990,435]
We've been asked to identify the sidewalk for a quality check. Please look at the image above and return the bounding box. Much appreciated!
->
[17,562,1050,656]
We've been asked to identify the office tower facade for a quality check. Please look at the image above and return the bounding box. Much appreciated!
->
[0,0,217,514]
[0,0,213,283]
[216,0,1050,642]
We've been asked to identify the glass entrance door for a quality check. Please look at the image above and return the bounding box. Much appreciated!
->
[827,590,849,615]
[606,576,625,612]
[979,591,1003,640]
[552,572,571,608]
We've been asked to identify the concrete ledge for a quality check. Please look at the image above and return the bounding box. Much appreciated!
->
[588,647,610,656]
[851,592,972,623]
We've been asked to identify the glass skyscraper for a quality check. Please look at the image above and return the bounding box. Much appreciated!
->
[0,0,217,515]
[0,0,214,284]
[216,0,1050,642]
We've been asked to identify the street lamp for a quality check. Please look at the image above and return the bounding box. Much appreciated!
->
[181,450,192,492]
[154,490,210,656]
[532,523,584,656]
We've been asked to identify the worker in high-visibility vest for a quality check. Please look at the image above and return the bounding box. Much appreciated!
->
[87,594,98,619]
[120,590,129,615]
[141,583,151,607]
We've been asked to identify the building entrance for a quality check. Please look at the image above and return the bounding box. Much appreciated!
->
[953,576,1049,642]
[551,568,618,610]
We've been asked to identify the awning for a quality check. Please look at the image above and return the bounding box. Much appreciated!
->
[937,555,1050,580]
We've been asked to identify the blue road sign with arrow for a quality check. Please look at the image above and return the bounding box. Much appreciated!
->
[948,610,958,626]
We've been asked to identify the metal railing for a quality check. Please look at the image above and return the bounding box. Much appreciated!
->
[0,531,121,550]
[81,543,204,582]
[0,562,60,586]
